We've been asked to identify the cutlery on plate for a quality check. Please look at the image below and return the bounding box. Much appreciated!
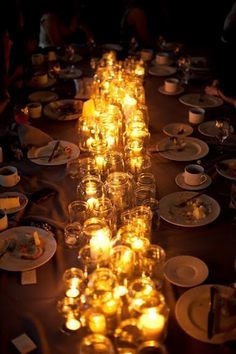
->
[207,286,217,339]
[174,190,207,208]
[152,147,185,153]
[48,141,60,162]
[0,239,16,258]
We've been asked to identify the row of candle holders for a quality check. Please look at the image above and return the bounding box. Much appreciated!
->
[57,51,168,353]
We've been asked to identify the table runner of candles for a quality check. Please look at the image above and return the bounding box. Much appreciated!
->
[58,51,169,353]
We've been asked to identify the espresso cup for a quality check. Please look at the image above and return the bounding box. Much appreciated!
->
[0,166,20,187]
[184,164,207,186]
[0,209,8,231]
[155,52,170,65]
[164,78,180,93]
[140,49,153,61]
[31,53,44,66]
[189,108,205,125]
[27,102,42,119]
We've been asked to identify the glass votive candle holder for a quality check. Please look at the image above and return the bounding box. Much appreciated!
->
[134,186,155,206]
[143,198,160,231]
[114,318,142,350]
[88,268,118,296]
[79,334,115,354]
[78,244,105,277]
[68,200,89,225]
[57,296,81,332]
[66,158,80,180]
[64,222,83,248]
[142,245,166,289]
[136,173,156,196]
[83,308,107,335]
[77,176,104,209]
[121,205,152,239]
[110,245,135,282]
[90,197,117,234]
[63,267,84,298]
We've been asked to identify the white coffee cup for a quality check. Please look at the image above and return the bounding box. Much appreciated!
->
[27,102,42,119]
[0,209,8,231]
[31,53,44,66]
[164,78,180,93]
[0,166,20,187]
[184,164,207,186]
[32,72,48,86]
[189,108,205,125]
[155,52,170,65]
[140,49,153,61]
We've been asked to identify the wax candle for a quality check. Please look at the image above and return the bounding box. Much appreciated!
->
[65,314,81,331]
[139,308,165,339]
[88,313,106,334]
[90,230,111,261]
[66,277,80,298]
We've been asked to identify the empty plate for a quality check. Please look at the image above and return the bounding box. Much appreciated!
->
[164,255,209,287]
[163,123,193,137]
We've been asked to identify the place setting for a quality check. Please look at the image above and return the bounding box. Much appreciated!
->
[156,136,209,161]
[28,91,59,104]
[162,123,193,137]
[43,99,83,121]
[175,284,236,344]
[0,226,57,271]
[175,163,212,191]
[179,93,224,108]
[58,66,83,80]
[164,255,209,287]
[158,78,184,96]
[159,191,221,227]
[27,140,80,166]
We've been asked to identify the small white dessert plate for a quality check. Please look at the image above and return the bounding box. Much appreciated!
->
[175,172,212,190]
[164,255,209,287]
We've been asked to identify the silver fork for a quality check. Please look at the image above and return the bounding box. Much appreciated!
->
[174,190,207,208]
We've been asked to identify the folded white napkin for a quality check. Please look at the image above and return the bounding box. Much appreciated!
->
[18,124,53,148]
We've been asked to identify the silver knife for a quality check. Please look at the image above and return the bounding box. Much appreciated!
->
[48,141,60,162]
[207,286,217,339]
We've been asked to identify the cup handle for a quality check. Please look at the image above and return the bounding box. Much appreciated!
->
[200,174,207,184]
[16,175,21,183]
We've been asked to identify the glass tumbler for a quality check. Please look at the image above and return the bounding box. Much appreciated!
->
[79,334,115,354]
[68,200,89,225]
[142,245,166,289]
[64,222,83,248]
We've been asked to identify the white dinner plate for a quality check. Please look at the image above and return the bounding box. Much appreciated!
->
[158,85,184,96]
[0,192,28,214]
[216,159,236,181]
[58,67,82,80]
[28,77,56,89]
[179,94,223,108]
[0,226,57,271]
[148,65,176,77]
[44,99,83,120]
[28,91,59,103]
[175,172,212,191]
[175,284,236,344]
[27,140,80,166]
[164,255,209,287]
[159,191,220,227]
[163,123,193,137]
[198,121,234,137]
[157,137,209,161]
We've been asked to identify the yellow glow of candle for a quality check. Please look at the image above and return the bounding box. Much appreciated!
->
[82,99,95,117]
[89,313,106,334]
[65,316,81,331]
[139,308,165,339]
[102,298,119,316]
[90,230,111,261]
[86,182,97,196]
[87,197,97,209]
[130,236,145,252]
[95,155,106,170]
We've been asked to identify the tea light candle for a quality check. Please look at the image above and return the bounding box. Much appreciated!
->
[66,277,80,298]
[123,95,137,118]
[65,314,81,331]
[102,298,119,316]
[88,313,106,334]
[139,308,165,339]
[90,229,111,261]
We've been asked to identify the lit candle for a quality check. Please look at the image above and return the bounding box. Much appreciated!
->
[82,99,95,117]
[65,314,81,331]
[90,229,111,261]
[88,313,106,334]
[123,94,137,118]
[66,277,80,298]
[102,298,119,316]
[139,308,165,339]
[95,155,106,171]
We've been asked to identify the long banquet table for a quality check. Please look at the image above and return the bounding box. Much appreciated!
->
[0,55,236,354]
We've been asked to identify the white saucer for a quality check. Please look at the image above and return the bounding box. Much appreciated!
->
[164,255,209,287]
[158,85,184,96]
[175,172,212,190]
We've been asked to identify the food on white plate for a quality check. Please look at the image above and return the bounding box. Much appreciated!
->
[0,197,20,210]
[171,197,211,223]
[12,232,44,260]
